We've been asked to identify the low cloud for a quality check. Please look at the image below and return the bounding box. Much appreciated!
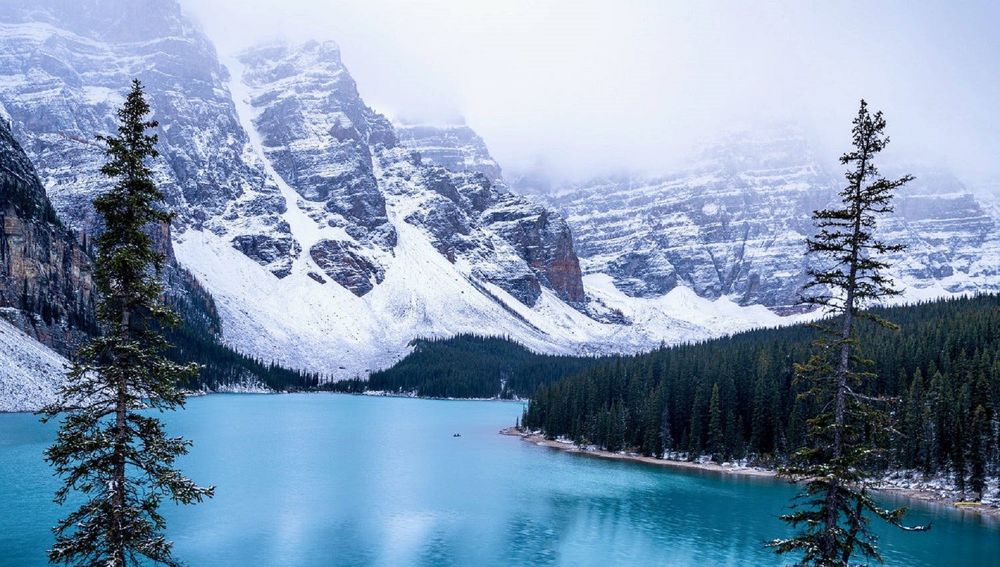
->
[183,0,1000,187]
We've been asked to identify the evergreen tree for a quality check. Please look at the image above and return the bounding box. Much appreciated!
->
[724,410,743,462]
[900,369,925,469]
[40,80,213,566]
[659,385,674,455]
[770,100,926,566]
[707,383,725,462]
[968,405,989,501]
[688,388,704,457]
[750,374,772,456]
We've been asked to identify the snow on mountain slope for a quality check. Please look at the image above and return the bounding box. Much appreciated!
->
[168,41,792,378]
[174,179,784,378]
[0,315,65,412]
[516,128,1000,313]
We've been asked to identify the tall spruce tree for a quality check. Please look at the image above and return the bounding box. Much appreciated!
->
[769,100,927,566]
[40,80,213,566]
[707,383,725,462]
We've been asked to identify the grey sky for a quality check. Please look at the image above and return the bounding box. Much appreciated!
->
[182,0,1000,184]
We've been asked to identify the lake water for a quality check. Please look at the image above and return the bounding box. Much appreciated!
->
[1,394,997,566]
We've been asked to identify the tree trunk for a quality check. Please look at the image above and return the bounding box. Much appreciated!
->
[841,493,866,564]
[823,148,867,559]
[113,306,129,566]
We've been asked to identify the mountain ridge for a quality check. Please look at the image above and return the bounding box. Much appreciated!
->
[0,0,996,386]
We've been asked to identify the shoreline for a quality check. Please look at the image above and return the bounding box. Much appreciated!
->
[501,427,1000,522]
[500,427,776,478]
[317,390,528,403]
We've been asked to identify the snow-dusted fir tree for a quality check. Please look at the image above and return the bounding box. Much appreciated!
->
[41,80,213,566]
[769,100,927,566]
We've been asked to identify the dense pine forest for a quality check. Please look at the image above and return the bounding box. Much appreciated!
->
[323,335,602,398]
[521,294,1000,498]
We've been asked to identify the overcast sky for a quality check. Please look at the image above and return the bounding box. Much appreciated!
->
[181,0,1000,185]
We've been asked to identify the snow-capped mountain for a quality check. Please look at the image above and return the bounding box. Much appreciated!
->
[513,128,1000,313]
[0,0,761,383]
[0,0,284,238]
[172,39,749,376]
[1,0,995,391]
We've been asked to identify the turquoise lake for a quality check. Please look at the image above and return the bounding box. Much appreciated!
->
[0,393,997,566]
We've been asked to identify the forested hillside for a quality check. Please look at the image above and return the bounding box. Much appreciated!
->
[522,294,999,496]
[165,324,321,392]
[326,335,602,398]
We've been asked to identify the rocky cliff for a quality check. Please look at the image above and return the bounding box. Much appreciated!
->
[394,119,584,304]
[0,110,95,354]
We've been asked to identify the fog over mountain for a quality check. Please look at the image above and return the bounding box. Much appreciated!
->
[181,0,1000,187]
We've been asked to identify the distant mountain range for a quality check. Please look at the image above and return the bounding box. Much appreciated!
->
[1,0,997,406]
[511,130,1000,314]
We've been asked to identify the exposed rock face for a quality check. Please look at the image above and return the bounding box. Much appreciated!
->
[395,122,503,182]
[231,233,301,280]
[519,129,1000,312]
[0,114,95,354]
[394,120,585,304]
[480,198,585,305]
[309,239,384,296]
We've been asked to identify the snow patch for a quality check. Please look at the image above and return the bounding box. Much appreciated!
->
[0,317,67,412]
